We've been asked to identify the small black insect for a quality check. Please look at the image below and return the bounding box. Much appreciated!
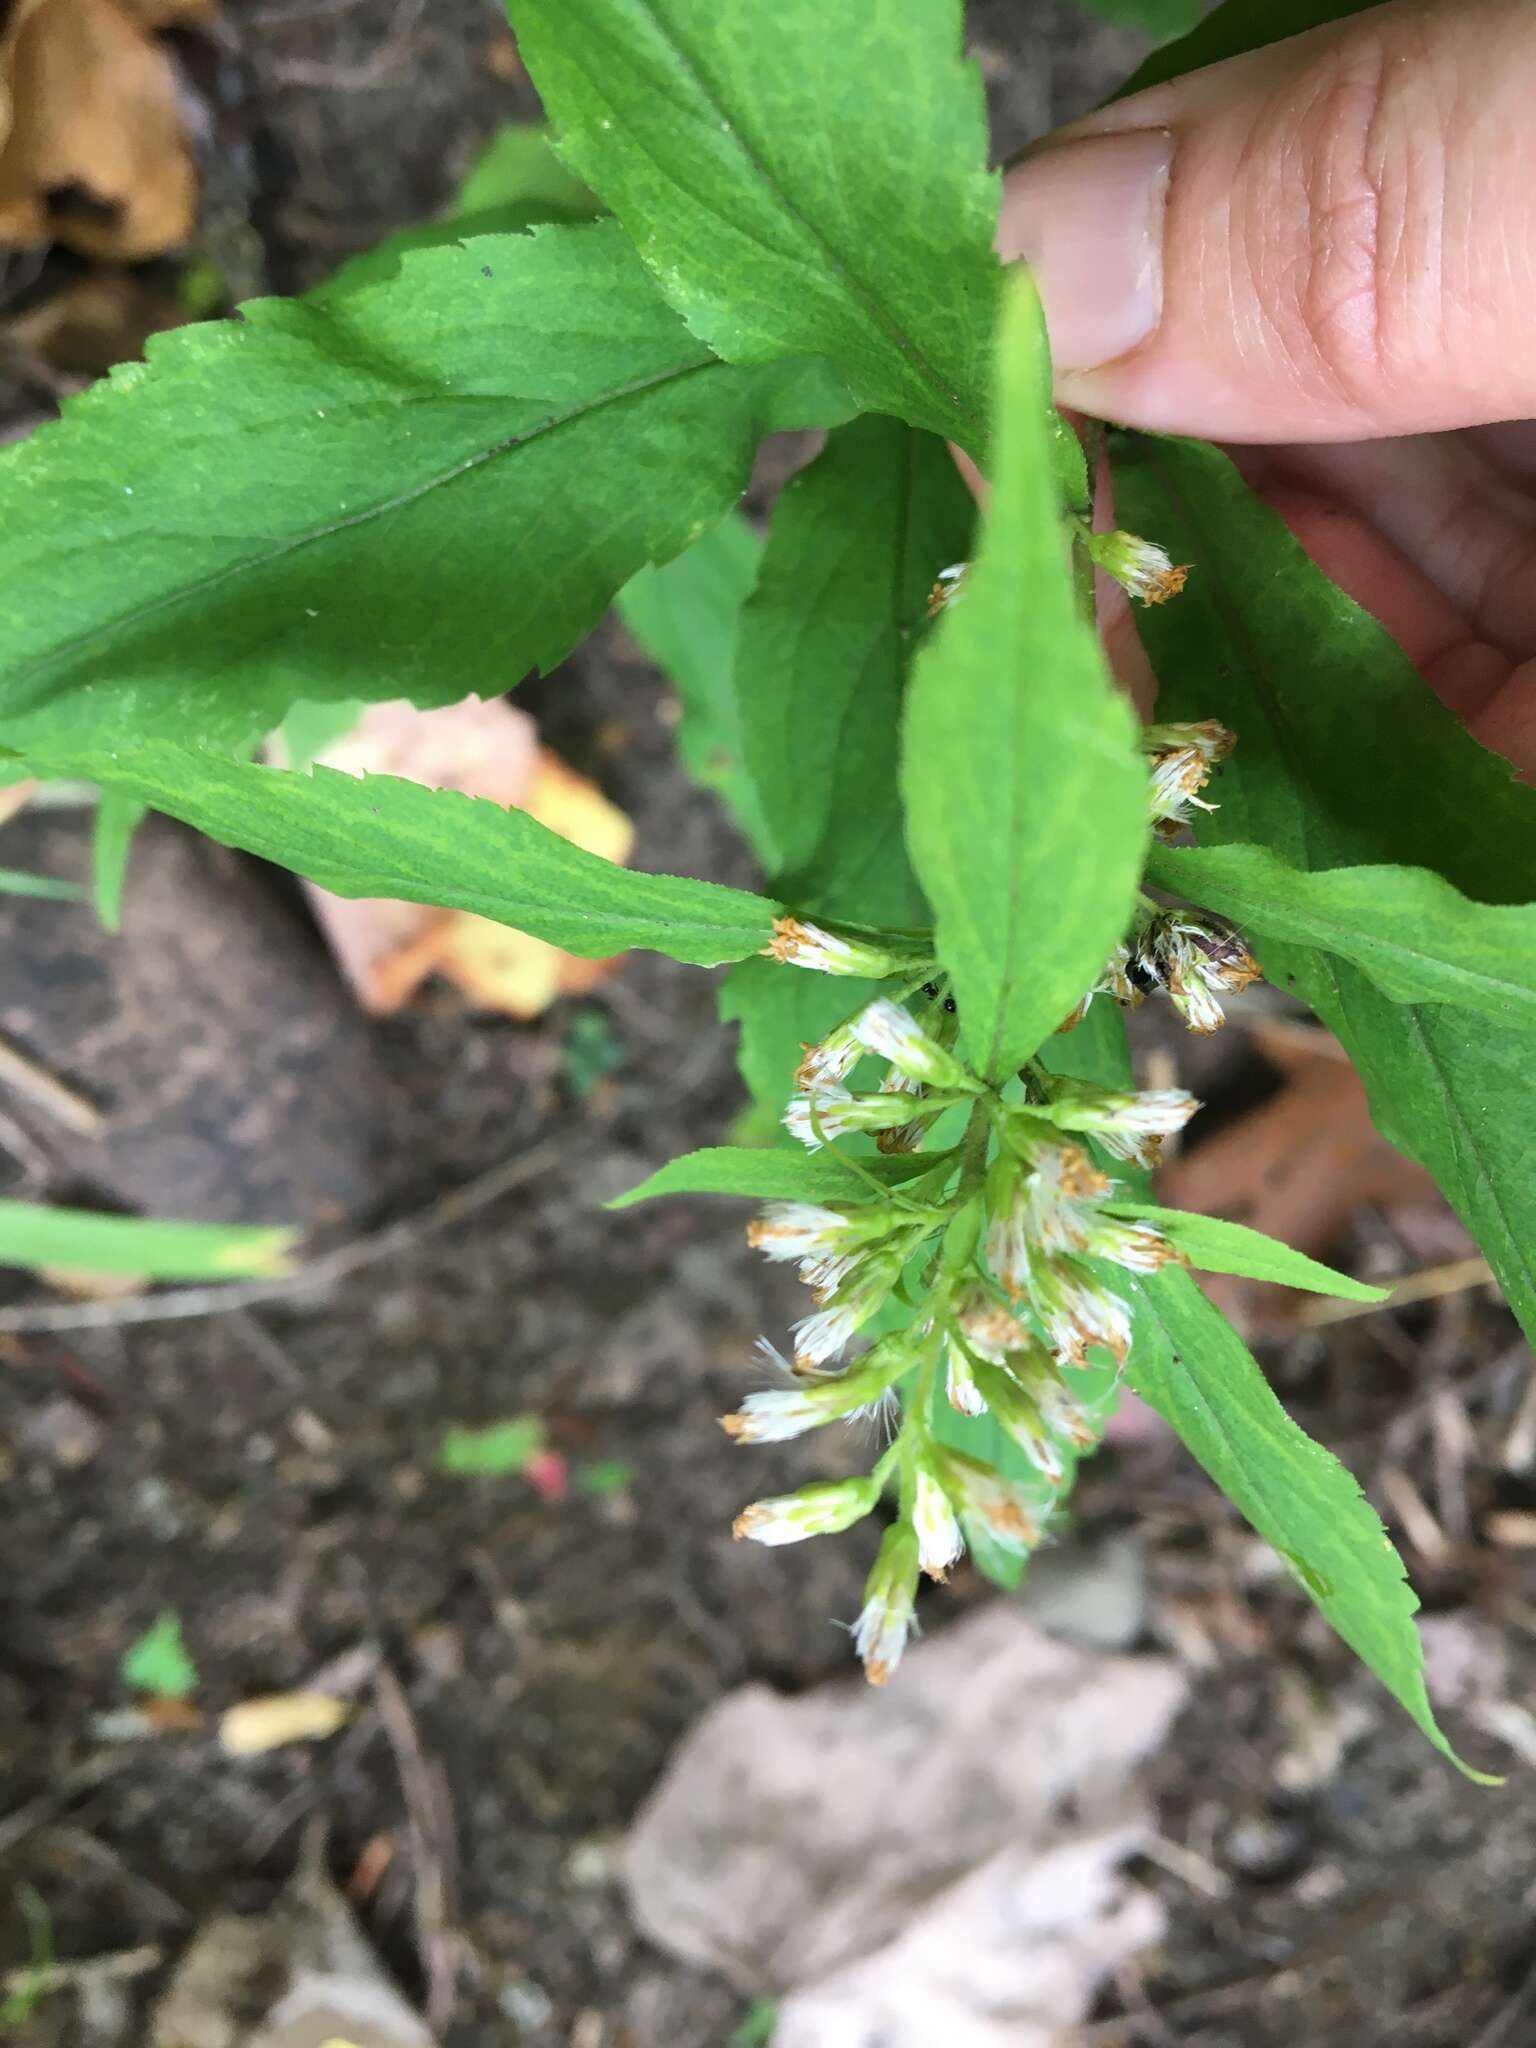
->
[1125,955,1163,996]
[943,996,957,1015]
[921,981,940,1000]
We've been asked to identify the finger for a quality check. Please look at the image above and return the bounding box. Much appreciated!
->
[998,0,1536,442]
[1225,472,1535,775]
[1242,436,1536,661]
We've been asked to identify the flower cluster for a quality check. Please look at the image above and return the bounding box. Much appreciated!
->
[1064,904,1261,1037]
[719,959,1205,1686]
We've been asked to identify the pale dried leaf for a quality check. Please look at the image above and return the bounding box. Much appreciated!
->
[291,699,635,1018]
[0,0,197,258]
[219,1691,351,1758]
[625,1603,1184,2002]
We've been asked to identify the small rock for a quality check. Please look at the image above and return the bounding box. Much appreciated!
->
[1221,1815,1311,1885]
[1016,1531,1146,1651]
[22,1394,104,1470]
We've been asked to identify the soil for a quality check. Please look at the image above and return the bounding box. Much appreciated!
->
[4,6,1536,2047]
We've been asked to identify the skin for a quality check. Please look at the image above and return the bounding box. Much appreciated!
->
[995,0,1536,773]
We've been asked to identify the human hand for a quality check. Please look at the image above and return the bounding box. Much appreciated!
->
[1000,0,1536,773]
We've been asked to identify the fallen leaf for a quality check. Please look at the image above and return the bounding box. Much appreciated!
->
[0,0,197,259]
[150,1829,435,2048]
[220,1692,351,1758]
[626,1603,1185,2034]
[1156,1018,1439,1330]
[276,699,634,1019]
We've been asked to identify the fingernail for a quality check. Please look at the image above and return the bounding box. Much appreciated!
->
[998,129,1173,372]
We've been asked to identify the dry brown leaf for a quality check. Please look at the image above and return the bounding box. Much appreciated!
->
[0,0,197,259]
[1157,1018,1438,1328]
[5,262,186,372]
[282,699,635,1020]
[220,1691,351,1758]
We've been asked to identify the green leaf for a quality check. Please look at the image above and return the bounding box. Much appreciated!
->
[0,866,83,902]
[439,1417,545,1475]
[562,1006,625,1100]
[903,280,1147,1083]
[0,1201,296,1280]
[1116,432,1536,1343]
[717,419,972,1114]
[1150,842,1536,1018]
[1078,0,1201,35]
[0,221,847,757]
[615,512,771,860]
[91,791,146,931]
[1113,0,1382,98]
[610,1144,952,1210]
[275,698,366,775]
[120,1611,198,1700]
[1130,1269,1492,1779]
[737,415,974,902]
[512,0,1002,452]
[10,747,779,968]
[453,122,600,220]
[1109,1203,1387,1300]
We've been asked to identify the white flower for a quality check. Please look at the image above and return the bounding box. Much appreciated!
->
[719,1388,836,1442]
[733,1475,879,1545]
[1027,1250,1133,1369]
[936,1448,1043,1554]
[1028,1370,1099,1452]
[792,1299,870,1369]
[746,1202,859,1263]
[782,1085,940,1151]
[794,1021,863,1091]
[852,999,976,1092]
[944,1333,986,1417]
[912,1464,964,1579]
[764,916,927,979]
[1045,1083,1199,1170]
[1088,529,1190,606]
[1139,914,1261,1036]
[1081,1214,1183,1274]
[953,1288,1035,1365]
[854,1526,920,1685]
[926,562,968,617]
[1021,1141,1114,1257]
[970,1362,1066,1485]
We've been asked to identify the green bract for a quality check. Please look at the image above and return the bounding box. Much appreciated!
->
[0,0,1525,1771]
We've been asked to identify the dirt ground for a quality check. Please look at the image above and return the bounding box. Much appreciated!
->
[4,4,1536,2045]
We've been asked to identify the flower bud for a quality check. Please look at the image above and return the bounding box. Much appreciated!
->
[733,1474,881,1545]
[1087,529,1189,606]
[926,562,968,617]
[1137,913,1261,1036]
[912,1461,965,1579]
[855,1523,920,1684]
[765,916,931,979]
[794,1019,863,1091]
[934,1447,1045,1555]
[719,1346,906,1442]
[1026,1248,1133,1369]
[1043,1081,1199,1170]
[851,998,979,1093]
[969,1363,1066,1484]
[782,1084,958,1151]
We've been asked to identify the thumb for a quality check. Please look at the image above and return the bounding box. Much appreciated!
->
[1000,0,1536,441]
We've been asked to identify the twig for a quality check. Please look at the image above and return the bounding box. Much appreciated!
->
[2,1944,160,1997]
[0,1135,570,1334]
[0,1753,136,1860]
[1299,1256,1495,1328]
[0,1030,104,1136]
[372,1664,460,2034]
